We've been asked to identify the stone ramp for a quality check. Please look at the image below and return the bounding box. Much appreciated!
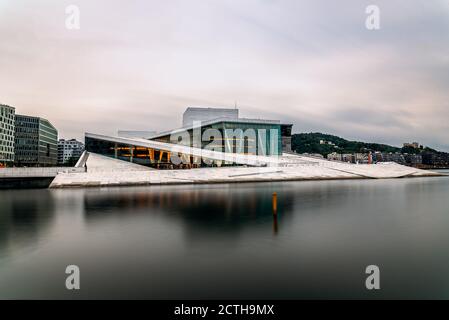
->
[85,152,153,172]
[49,152,444,188]
[280,154,441,179]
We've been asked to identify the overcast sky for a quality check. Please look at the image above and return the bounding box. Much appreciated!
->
[1,0,448,150]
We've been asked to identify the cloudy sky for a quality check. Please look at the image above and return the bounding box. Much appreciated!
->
[1,0,448,150]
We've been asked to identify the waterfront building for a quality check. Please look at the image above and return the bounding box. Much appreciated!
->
[0,104,15,166]
[85,107,293,169]
[58,139,85,165]
[327,152,342,161]
[422,152,449,168]
[14,115,58,166]
[381,152,406,165]
[404,153,422,166]
[355,153,369,164]
[342,154,355,163]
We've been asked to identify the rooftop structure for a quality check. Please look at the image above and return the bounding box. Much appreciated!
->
[182,107,238,126]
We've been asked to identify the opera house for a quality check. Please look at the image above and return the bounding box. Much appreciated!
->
[85,107,293,169]
[49,107,441,188]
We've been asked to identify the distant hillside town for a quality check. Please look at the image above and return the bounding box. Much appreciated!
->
[292,132,449,169]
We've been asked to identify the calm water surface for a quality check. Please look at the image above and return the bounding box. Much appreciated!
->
[1,171,449,299]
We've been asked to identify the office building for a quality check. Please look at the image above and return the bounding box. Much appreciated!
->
[0,104,15,166]
[58,139,85,164]
[14,115,58,166]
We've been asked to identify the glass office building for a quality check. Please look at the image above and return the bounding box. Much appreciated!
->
[0,104,15,166]
[14,115,58,166]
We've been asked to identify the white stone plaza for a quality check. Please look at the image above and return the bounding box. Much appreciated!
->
[50,151,443,188]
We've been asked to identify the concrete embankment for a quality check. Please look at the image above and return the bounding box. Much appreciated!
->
[0,167,86,189]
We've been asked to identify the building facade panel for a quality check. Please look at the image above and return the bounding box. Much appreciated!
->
[14,115,58,166]
[58,139,85,164]
[0,104,15,166]
[153,120,283,156]
[38,118,58,165]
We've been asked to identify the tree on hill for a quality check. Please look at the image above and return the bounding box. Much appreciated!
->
[291,132,401,156]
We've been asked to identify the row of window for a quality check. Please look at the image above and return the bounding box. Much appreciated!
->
[0,120,14,129]
[1,128,14,135]
[0,153,14,161]
[0,134,14,141]
[0,146,14,153]
[0,141,13,147]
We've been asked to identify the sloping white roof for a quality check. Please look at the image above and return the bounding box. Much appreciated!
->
[85,132,281,167]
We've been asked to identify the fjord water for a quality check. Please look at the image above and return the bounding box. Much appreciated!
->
[1,172,449,299]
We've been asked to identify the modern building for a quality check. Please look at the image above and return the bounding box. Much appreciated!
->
[152,118,284,155]
[0,104,15,166]
[281,124,292,152]
[58,139,85,165]
[85,107,293,169]
[182,107,239,126]
[403,153,422,166]
[14,115,58,166]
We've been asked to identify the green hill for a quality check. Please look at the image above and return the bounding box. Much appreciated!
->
[291,133,401,156]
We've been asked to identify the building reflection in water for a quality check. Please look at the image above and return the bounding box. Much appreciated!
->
[0,190,56,256]
[273,214,278,235]
[82,185,297,239]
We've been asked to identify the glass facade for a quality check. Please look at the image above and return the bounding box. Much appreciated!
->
[0,104,15,166]
[85,137,173,168]
[14,115,58,166]
[153,121,283,156]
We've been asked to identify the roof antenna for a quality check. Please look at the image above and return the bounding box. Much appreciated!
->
[234,100,237,109]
